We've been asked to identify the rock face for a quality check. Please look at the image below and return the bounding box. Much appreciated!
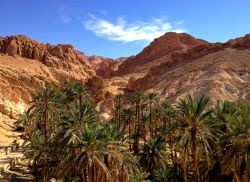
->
[1,33,250,118]
[0,35,95,117]
[227,34,250,48]
[127,34,250,103]
[88,55,125,78]
[86,33,250,108]
[88,56,115,78]
[0,35,92,67]
[115,32,208,75]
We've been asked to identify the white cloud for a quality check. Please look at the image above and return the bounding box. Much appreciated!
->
[84,16,185,42]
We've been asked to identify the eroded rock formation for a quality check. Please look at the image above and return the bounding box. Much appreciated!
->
[115,32,208,76]
[126,34,250,104]
[88,55,125,78]
[1,33,250,119]
[0,35,95,117]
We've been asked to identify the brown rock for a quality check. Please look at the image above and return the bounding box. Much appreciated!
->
[0,35,95,118]
[115,32,208,75]
[2,33,250,118]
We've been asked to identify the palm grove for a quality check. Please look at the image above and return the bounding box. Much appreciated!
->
[16,80,250,182]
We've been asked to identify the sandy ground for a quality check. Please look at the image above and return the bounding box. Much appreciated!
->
[0,113,33,181]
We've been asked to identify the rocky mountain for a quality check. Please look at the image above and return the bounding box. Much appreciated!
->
[1,33,250,118]
[126,34,250,104]
[88,56,127,78]
[0,35,95,118]
[115,32,208,76]
[88,55,124,78]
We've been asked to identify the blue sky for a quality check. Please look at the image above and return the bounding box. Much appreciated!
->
[0,0,250,58]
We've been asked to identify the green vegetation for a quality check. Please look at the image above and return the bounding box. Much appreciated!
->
[18,81,250,182]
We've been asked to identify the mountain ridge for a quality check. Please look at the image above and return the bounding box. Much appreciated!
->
[1,33,250,118]
[114,32,208,76]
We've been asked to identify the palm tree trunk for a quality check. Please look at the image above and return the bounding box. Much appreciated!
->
[133,103,139,154]
[149,101,152,137]
[79,94,82,106]
[117,106,120,129]
[128,118,131,150]
[247,159,250,182]
[136,101,141,153]
[33,156,39,182]
[192,136,199,182]
[183,153,188,182]
[44,105,48,141]
[118,99,122,129]
[83,153,89,182]
[92,158,96,182]
[104,154,109,168]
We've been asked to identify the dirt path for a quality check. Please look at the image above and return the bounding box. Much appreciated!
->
[0,147,33,181]
[0,113,33,181]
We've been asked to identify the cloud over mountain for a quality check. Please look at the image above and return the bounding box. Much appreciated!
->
[84,16,185,42]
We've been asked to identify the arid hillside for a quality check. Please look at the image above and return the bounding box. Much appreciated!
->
[115,32,208,76]
[124,34,250,103]
[88,55,125,78]
[0,33,250,118]
[0,35,95,118]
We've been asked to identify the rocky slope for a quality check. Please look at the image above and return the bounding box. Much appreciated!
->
[127,34,250,103]
[115,32,208,76]
[0,35,95,118]
[86,33,250,111]
[1,33,250,119]
[88,56,124,78]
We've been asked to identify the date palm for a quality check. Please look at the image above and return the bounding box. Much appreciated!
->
[57,122,138,182]
[215,100,237,133]
[28,85,63,141]
[196,100,237,181]
[113,93,125,129]
[145,92,159,136]
[160,102,180,173]
[220,101,250,182]
[52,102,98,154]
[15,111,36,135]
[24,129,48,181]
[122,108,135,149]
[177,95,215,182]
[129,92,145,153]
[63,80,92,106]
[140,136,169,179]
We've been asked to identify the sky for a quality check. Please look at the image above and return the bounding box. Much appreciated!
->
[0,0,250,58]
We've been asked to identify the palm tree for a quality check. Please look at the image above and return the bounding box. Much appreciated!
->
[24,129,48,181]
[159,102,180,174]
[219,100,250,182]
[215,100,237,133]
[46,98,139,181]
[145,92,159,136]
[196,100,237,181]
[140,136,169,179]
[154,167,185,182]
[129,92,145,154]
[113,93,125,129]
[56,122,139,182]
[15,111,33,133]
[23,84,250,181]
[122,108,135,149]
[177,95,215,182]
[129,167,150,182]
[28,85,63,141]
[151,105,164,136]
[63,80,92,106]
[52,102,98,150]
